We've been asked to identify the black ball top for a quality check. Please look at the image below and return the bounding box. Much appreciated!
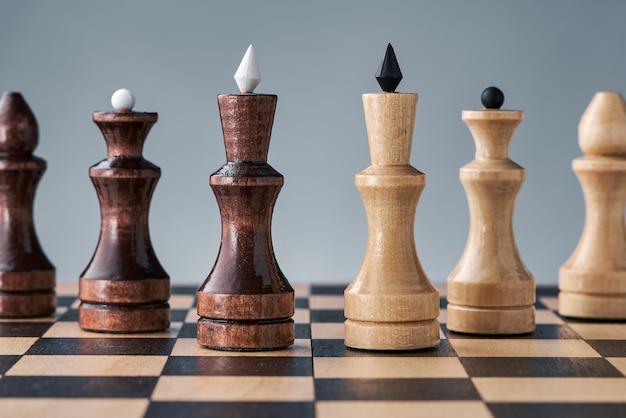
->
[481,86,504,109]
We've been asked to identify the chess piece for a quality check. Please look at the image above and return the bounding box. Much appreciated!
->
[559,91,626,319]
[197,45,294,351]
[344,44,440,350]
[78,89,170,332]
[446,87,535,335]
[0,92,55,317]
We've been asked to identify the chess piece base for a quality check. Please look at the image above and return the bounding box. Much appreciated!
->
[197,318,294,351]
[558,291,626,319]
[446,305,535,335]
[78,302,170,333]
[344,318,440,351]
[0,290,55,318]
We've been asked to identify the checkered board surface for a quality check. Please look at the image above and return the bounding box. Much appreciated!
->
[1,283,626,418]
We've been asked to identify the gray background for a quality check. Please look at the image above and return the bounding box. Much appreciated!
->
[1,1,625,286]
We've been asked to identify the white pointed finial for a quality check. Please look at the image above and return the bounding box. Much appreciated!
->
[111,88,135,112]
[234,44,261,93]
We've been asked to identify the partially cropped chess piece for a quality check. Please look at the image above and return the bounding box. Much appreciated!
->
[559,91,626,319]
[78,89,170,332]
[344,44,440,350]
[447,87,535,335]
[0,92,55,318]
[197,45,294,351]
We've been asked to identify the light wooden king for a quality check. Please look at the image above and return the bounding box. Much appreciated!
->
[559,91,626,319]
[344,92,440,350]
[446,97,536,335]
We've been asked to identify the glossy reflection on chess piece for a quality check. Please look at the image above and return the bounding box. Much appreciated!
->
[0,92,55,318]
[559,91,626,319]
[344,45,440,350]
[78,89,170,333]
[446,87,535,335]
[197,45,294,351]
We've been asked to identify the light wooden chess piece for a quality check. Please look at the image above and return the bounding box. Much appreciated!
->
[446,87,535,335]
[559,91,626,319]
[344,44,440,350]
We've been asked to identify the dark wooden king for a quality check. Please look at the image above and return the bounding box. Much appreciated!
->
[0,92,55,317]
[78,110,170,332]
[197,94,294,351]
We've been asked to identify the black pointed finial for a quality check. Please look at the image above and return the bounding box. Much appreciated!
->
[481,86,504,109]
[376,44,403,92]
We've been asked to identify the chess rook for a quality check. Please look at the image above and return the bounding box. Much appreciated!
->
[559,91,626,319]
[78,91,170,332]
[0,92,55,317]
[446,88,535,335]
[344,45,440,350]
[197,93,294,351]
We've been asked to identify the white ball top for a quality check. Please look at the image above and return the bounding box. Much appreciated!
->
[111,88,135,112]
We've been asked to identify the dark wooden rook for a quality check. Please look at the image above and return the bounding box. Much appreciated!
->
[0,92,55,317]
[197,94,294,351]
[79,111,170,332]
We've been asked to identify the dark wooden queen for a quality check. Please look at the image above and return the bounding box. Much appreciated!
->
[78,90,170,333]
[197,46,294,350]
[0,92,55,317]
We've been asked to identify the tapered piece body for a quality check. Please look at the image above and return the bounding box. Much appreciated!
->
[559,91,626,319]
[344,92,440,350]
[198,94,294,351]
[0,92,55,317]
[79,111,170,332]
[447,109,535,335]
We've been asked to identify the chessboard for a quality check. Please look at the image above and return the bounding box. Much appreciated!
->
[1,283,626,418]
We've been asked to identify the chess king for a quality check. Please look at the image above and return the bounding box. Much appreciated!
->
[344,44,440,350]
[197,45,295,351]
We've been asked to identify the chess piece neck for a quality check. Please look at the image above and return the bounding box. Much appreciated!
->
[217,94,277,162]
[93,112,157,158]
[462,110,523,160]
[362,92,417,166]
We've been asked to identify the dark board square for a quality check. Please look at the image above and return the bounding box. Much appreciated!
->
[489,403,626,418]
[295,323,310,339]
[586,340,626,357]
[315,378,479,401]
[145,401,314,418]
[295,297,309,309]
[310,310,345,323]
[0,376,157,398]
[312,339,457,358]
[56,296,78,307]
[535,287,560,297]
[162,356,312,376]
[26,338,176,355]
[461,357,623,378]
[0,355,21,374]
[57,309,79,322]
[178,323,197,338]
[310,285,346,295]
[0,322,52,337]
[171,285,198,295]
[170,309,188,322]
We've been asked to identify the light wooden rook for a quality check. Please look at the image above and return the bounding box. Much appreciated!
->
[559,91,626,319]
[344,92,440,350]
[446,108,535,335]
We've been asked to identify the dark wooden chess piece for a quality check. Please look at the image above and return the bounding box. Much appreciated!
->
[78,89,170,333]
[0,92,55,318]
[197,45,294,351]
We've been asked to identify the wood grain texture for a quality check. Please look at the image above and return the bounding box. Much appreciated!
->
[78,111,170,333]
[0,92,55,318]
[344,92,440,350]
[559,91,626,319]
[197,94,294,351]
[447,109,535,335]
